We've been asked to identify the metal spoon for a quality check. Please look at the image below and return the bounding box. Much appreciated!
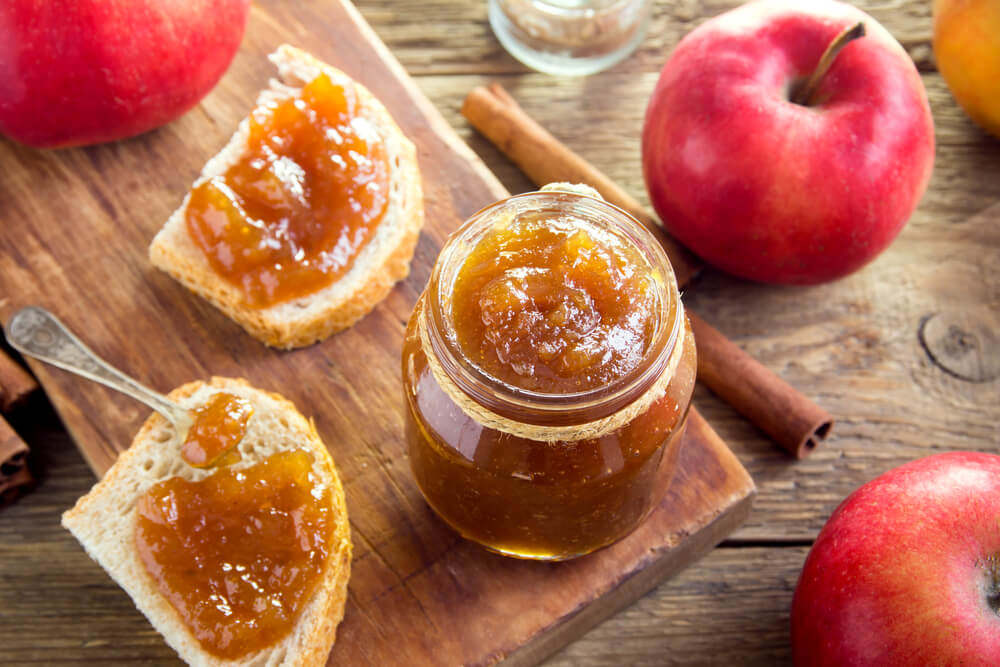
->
[4,306,193,437]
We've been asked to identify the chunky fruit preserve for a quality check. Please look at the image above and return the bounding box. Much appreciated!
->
[185,72,388,307]
[449,211,658,394]
[403,190,696,560]
[180,392,253,468]
[135,450,333,659]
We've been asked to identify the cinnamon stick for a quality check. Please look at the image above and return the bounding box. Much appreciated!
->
[0,347,38,412]
[0,413,32,507]
[687,312,832,458]
[462,84,834,457]
[462,83,702,287]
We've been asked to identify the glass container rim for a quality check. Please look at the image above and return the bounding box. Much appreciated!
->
[423,190,683,427]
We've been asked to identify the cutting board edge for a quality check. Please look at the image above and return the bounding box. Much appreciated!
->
[21,360,133,478]
[500,486,757,667]
[337,0,509,202]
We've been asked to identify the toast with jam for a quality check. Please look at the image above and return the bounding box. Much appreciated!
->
[150,45,424,348]
[62,377,352,666]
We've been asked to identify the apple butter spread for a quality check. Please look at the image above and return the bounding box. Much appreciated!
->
[450,211,658,394]
[180,392,253,468]
[403,190,697,560]
[135,450,333,659]
[185,72,389,307]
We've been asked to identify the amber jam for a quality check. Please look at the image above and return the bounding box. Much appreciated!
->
[180,392,253,468]
[185,72,389,308]
[403,191,697,560]
[135,450,333,660]
[450,212,658,393]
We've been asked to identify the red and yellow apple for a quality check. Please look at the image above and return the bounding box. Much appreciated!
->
[791,452,1000,666]
[933,0,1000,138]
[0,0,252,148]
[642,0,935,284]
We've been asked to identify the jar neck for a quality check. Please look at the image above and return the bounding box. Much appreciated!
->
[423,191,682,428]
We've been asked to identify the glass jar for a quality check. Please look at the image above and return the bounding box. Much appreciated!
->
[488,0,652,76]
[402,190,696,560]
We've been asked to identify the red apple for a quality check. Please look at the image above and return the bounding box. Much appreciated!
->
[641,0,935,284]
[790,452,1000,666]
[0,0,252,148]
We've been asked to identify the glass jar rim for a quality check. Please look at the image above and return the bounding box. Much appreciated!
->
[424,190,682,427]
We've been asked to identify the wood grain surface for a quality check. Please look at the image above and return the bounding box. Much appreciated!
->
[1,0,998,665]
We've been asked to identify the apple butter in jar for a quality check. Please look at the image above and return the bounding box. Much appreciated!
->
[402,187,696,560]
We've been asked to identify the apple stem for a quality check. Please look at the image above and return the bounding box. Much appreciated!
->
[791,21,866,106]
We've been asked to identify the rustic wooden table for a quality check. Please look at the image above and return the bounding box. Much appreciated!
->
[1,1,997,664]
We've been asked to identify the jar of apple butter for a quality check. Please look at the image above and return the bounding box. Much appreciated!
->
[402,187,696,560]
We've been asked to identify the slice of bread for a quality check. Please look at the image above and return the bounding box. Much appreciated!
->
[149,44,424,349]
[62,377,352,667]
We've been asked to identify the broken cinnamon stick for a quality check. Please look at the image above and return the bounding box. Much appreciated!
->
[0,413,32,507]
[462,83,834,457]
[0,347,38,412]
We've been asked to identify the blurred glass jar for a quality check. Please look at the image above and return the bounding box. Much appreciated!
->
[489,0,651,76]
[402,189,697,561]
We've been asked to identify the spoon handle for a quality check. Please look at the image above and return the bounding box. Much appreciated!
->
[5,306,191,428]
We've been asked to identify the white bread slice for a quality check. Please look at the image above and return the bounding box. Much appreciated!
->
[149,44,424,349]
[62,377,352,667]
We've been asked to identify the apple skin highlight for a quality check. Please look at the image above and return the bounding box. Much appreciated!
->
[0,0,252,148]
[642,0,935,285]
[790,451,1000,666]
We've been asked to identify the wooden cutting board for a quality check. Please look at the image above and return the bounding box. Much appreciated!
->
[0,1,755,664]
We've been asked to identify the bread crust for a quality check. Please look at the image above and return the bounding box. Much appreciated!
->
[62,377,352,667]
[149,45,424,349]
